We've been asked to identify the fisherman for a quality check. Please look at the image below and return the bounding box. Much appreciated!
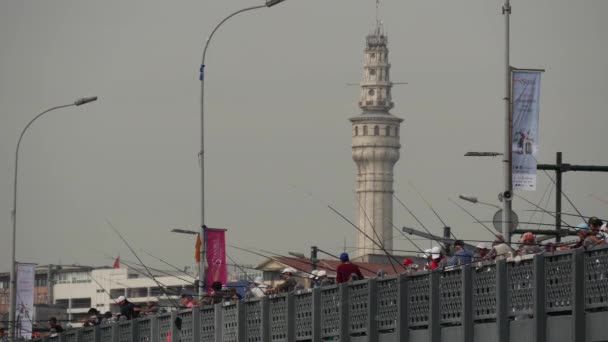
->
[269,268,298,293]
[48,317,64,334]
[203,281,225,305]
[422,249,432,270]
[308,270,319,288]
[83,308,102,326]
[402,258,415,274]
[116,296,139,320]
[317,270,334,287]
[336,253,363,283]
[428,246,444,270]
[179,294,198,308]
[474,243,490,261]
[517,232,543,256]
[135,301,160,315]
[485,234,511,260]
[585,217,606,247]
[447,240,473,266]
[249,276,268,298]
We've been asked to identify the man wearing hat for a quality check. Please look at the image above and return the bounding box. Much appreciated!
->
[249,277,268,298]
[517,232,543,256]
[336,253,363,283]
[317,270,334,287]
[308,270,320,288]
[180,293,198,308]
[116,296,139,320]
[447,240,473,267]
[269,268,298,294]
[473,243,490,261]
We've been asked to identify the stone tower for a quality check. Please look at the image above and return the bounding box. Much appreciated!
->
[350,22,403,258]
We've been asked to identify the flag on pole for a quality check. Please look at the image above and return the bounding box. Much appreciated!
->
[113,256,120,269]
[195,233,202,263]
[511,69,542,191]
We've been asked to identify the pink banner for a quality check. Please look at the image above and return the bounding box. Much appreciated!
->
[205,228,227,290]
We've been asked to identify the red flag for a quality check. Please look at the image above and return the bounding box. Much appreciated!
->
[195,234,202,263]
[113,256,120,269]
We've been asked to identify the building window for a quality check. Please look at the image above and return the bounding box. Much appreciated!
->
[374,126,379,136]
[55,299,69,308]
[385,126,390,136]
[71,298,92,309]
[395,127,399,136]
[370,53,375,59]
[363,126,368,136]
[110,289,125,298]
[354,126,358,136]
[369,69,376,76]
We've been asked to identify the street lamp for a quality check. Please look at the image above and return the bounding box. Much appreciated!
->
[171,228,199,235]
[9,96,98,340]
[198,0,288,296]
[458,194,501,209]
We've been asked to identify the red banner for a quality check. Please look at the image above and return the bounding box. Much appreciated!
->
[205,228,227,290]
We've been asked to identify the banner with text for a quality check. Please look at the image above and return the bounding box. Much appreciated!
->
[205,228,227,290]
[16,263,36,339]
[512,69,542,191]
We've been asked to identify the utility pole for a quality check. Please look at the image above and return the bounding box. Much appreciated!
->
[501,0,513,246]
[310,246,318,271]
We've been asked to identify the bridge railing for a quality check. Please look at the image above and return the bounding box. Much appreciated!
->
[30,245,608,342]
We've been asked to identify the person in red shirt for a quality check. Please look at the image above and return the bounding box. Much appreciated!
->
[336,253,363,283]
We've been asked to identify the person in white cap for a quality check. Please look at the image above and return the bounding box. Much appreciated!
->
[317,270,333,287]
[267,268,298,294]
[308,270,319,288]
[474,242,490,261]
[249,276,268,298]
[428,246,444,270]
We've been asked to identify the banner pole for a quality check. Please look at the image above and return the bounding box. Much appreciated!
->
[502,0,513,246]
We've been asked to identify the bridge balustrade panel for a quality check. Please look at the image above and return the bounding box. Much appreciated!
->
[200,306,216,341]
[137,316,152,342]
[117,320,133,342]
[584,244,608,310]
[320,285,340,340]
[178,309,194,342]
[63,330,79,342]
[81,326,97,342]
[376,275,398,333]
[408,273,430,328]
[545,250,574,313]
[348,279,369,336]
[157,312,172,342]
[440,268,462,325]
[222,303,238,342]
[269,294,288,342]
[507,257,535,317]
[99,323,114,342]
[244,299,262,342]
[472,262,497,321]
[294,291,313,341]
[48,335,60,342]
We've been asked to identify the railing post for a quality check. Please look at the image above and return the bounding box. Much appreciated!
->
[462,265,473,342]
[496,259,509,342]
[533,254,546,342]
[236,300,246,342]
[111,322,119,342]
[286,292,296,342]
[572,248,585,342]
[170,311,178,342]
[339,283,350,342]
[260,297,270,342]
[150,315,159,342]
[132,320,139,342]
[429,271,441,342]
[214,303,223,342]
[367,278,378,342]
[395,273,409,342]
[93,326,101,342]
[192,306,201,342]
[312,287,321,342]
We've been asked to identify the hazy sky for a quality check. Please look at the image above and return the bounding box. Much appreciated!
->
[1,0,607,273]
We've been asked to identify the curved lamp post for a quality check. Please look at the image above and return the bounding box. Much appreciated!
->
[198,0,287,296]
[9,96,97,339]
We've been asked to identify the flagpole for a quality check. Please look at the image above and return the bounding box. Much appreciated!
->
[502,0,513,246]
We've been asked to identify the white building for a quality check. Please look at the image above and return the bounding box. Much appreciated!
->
[351,21,403,259]
[53,267,195,323]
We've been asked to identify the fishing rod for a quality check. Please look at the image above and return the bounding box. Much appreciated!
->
[87,273,118,304]
[523,210,607,223]
[514,194,576,231]
[229,245,317,281]
[112,256,198,287]
[142,250,195,279]
[105,219,180,308]
[477,220,579,230]
[448,198,517,253]
[258,248,335,274]
[590,194,608,206]
[327,204,407,271]
[526,181,554,230]
[538,168,587,222]
[355,193,399,273]
[408,181,458,240]
[384,217,427,255]
[312,246,378,274]
[394,194,451,249]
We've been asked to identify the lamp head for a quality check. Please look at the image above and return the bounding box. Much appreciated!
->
[74,96,98,106]
[266,0,286,7]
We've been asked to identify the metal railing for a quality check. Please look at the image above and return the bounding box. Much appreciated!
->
[30,245,608,342]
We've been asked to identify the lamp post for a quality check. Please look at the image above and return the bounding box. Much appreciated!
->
[198,0,287,297]
[9,96,98,340]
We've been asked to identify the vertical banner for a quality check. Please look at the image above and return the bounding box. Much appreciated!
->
[512,69,542,191]
[16,263,36,339]
[205,228,227,290]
